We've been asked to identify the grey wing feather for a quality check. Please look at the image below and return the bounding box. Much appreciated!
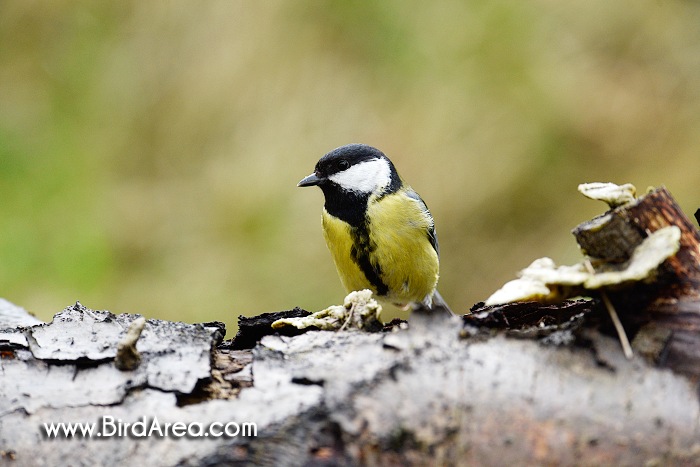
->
[405,189,439,257]
[427,222,439,257]
[405,190,454,315]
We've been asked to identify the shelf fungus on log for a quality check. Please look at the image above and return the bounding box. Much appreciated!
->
[485,226,681,305]
[482,183,700,380]
[577,181,637,208]
[271,289,384,332]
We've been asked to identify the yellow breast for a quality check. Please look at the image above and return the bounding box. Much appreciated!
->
[322,212,373,294]
[321,190,439,305]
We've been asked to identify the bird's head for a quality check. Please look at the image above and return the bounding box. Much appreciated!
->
[298,144,401,196]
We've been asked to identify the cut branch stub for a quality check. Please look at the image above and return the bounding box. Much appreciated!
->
[573,186,700,379]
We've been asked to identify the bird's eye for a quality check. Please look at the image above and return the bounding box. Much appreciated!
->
[338,159,350,170]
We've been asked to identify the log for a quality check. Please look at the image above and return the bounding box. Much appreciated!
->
[1,186,700,466]
[2,302,699,466]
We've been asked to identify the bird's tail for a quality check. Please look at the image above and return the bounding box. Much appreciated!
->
[430,290,456,316]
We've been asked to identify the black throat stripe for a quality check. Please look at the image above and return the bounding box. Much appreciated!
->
[321,185,369,227]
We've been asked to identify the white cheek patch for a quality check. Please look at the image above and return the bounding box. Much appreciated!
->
[328,158,391,193]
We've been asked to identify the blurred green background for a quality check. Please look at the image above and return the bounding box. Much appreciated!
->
[1,1,699,334]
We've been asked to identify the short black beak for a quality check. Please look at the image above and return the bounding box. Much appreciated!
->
[298,172,323,187]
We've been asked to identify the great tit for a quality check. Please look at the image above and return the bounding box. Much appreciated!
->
[298,143,452,313]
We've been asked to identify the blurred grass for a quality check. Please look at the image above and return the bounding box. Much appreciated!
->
[1,1,700,334]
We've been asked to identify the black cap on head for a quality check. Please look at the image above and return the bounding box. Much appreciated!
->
[314,144,388,179]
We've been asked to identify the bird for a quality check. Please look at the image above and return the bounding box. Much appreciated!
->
[298,143,453,314]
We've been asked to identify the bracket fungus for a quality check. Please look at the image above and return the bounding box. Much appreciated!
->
[486,226,681,305]
[272,289,383,331]
[486,183,688,306]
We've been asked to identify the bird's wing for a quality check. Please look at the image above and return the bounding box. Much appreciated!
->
[405,189,439,257]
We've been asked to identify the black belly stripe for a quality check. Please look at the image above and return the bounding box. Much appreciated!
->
[350,223,389,296]
[320,181,392,296]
